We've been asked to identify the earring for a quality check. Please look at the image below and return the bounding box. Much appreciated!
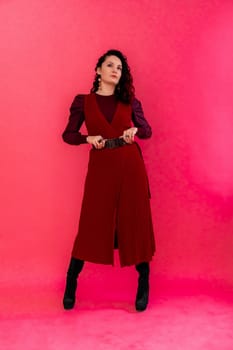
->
[98,75,102,90]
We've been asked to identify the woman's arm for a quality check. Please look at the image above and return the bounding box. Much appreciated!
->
[62,95,88,145]
[132,98,152,139]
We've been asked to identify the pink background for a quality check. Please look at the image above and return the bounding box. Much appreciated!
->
[1,0,233,290]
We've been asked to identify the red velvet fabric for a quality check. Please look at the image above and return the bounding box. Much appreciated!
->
[71,94,155,266]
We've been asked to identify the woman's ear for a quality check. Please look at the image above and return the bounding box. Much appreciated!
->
[96,67,101,75]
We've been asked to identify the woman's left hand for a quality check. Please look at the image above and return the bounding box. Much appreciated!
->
[122,127,138,144]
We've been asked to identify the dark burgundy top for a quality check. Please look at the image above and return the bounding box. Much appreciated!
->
[62,94,152,145]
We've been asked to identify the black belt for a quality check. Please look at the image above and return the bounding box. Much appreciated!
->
[104,137,127,149]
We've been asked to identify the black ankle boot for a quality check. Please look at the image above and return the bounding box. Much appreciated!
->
[135,262,149,311]
[63,257,84,310]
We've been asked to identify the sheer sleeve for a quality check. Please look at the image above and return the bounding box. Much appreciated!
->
[62,94,88,145]
[132,98,152,139]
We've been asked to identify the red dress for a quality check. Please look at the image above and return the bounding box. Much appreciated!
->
[65,93,155,267]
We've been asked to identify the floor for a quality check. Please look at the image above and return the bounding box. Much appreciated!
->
[1,263,233,350]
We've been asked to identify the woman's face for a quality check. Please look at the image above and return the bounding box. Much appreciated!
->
[97,55,122,86]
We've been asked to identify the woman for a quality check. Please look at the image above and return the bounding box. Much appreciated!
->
[62,49,155,311]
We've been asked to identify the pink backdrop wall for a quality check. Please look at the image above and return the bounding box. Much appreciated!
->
[1,0,233,287]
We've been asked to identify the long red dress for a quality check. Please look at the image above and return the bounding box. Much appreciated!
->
[65,93,155,267]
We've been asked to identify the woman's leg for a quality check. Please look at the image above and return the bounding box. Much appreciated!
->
[63,257,84,310]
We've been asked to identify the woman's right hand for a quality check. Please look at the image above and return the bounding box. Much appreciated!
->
[86,135,105,149]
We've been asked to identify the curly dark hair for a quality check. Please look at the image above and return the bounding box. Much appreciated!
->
[90,49,135,104]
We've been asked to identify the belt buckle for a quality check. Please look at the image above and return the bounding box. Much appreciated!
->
[109,139,116,148]
[106,138,115,149]
[105,137,126,149]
